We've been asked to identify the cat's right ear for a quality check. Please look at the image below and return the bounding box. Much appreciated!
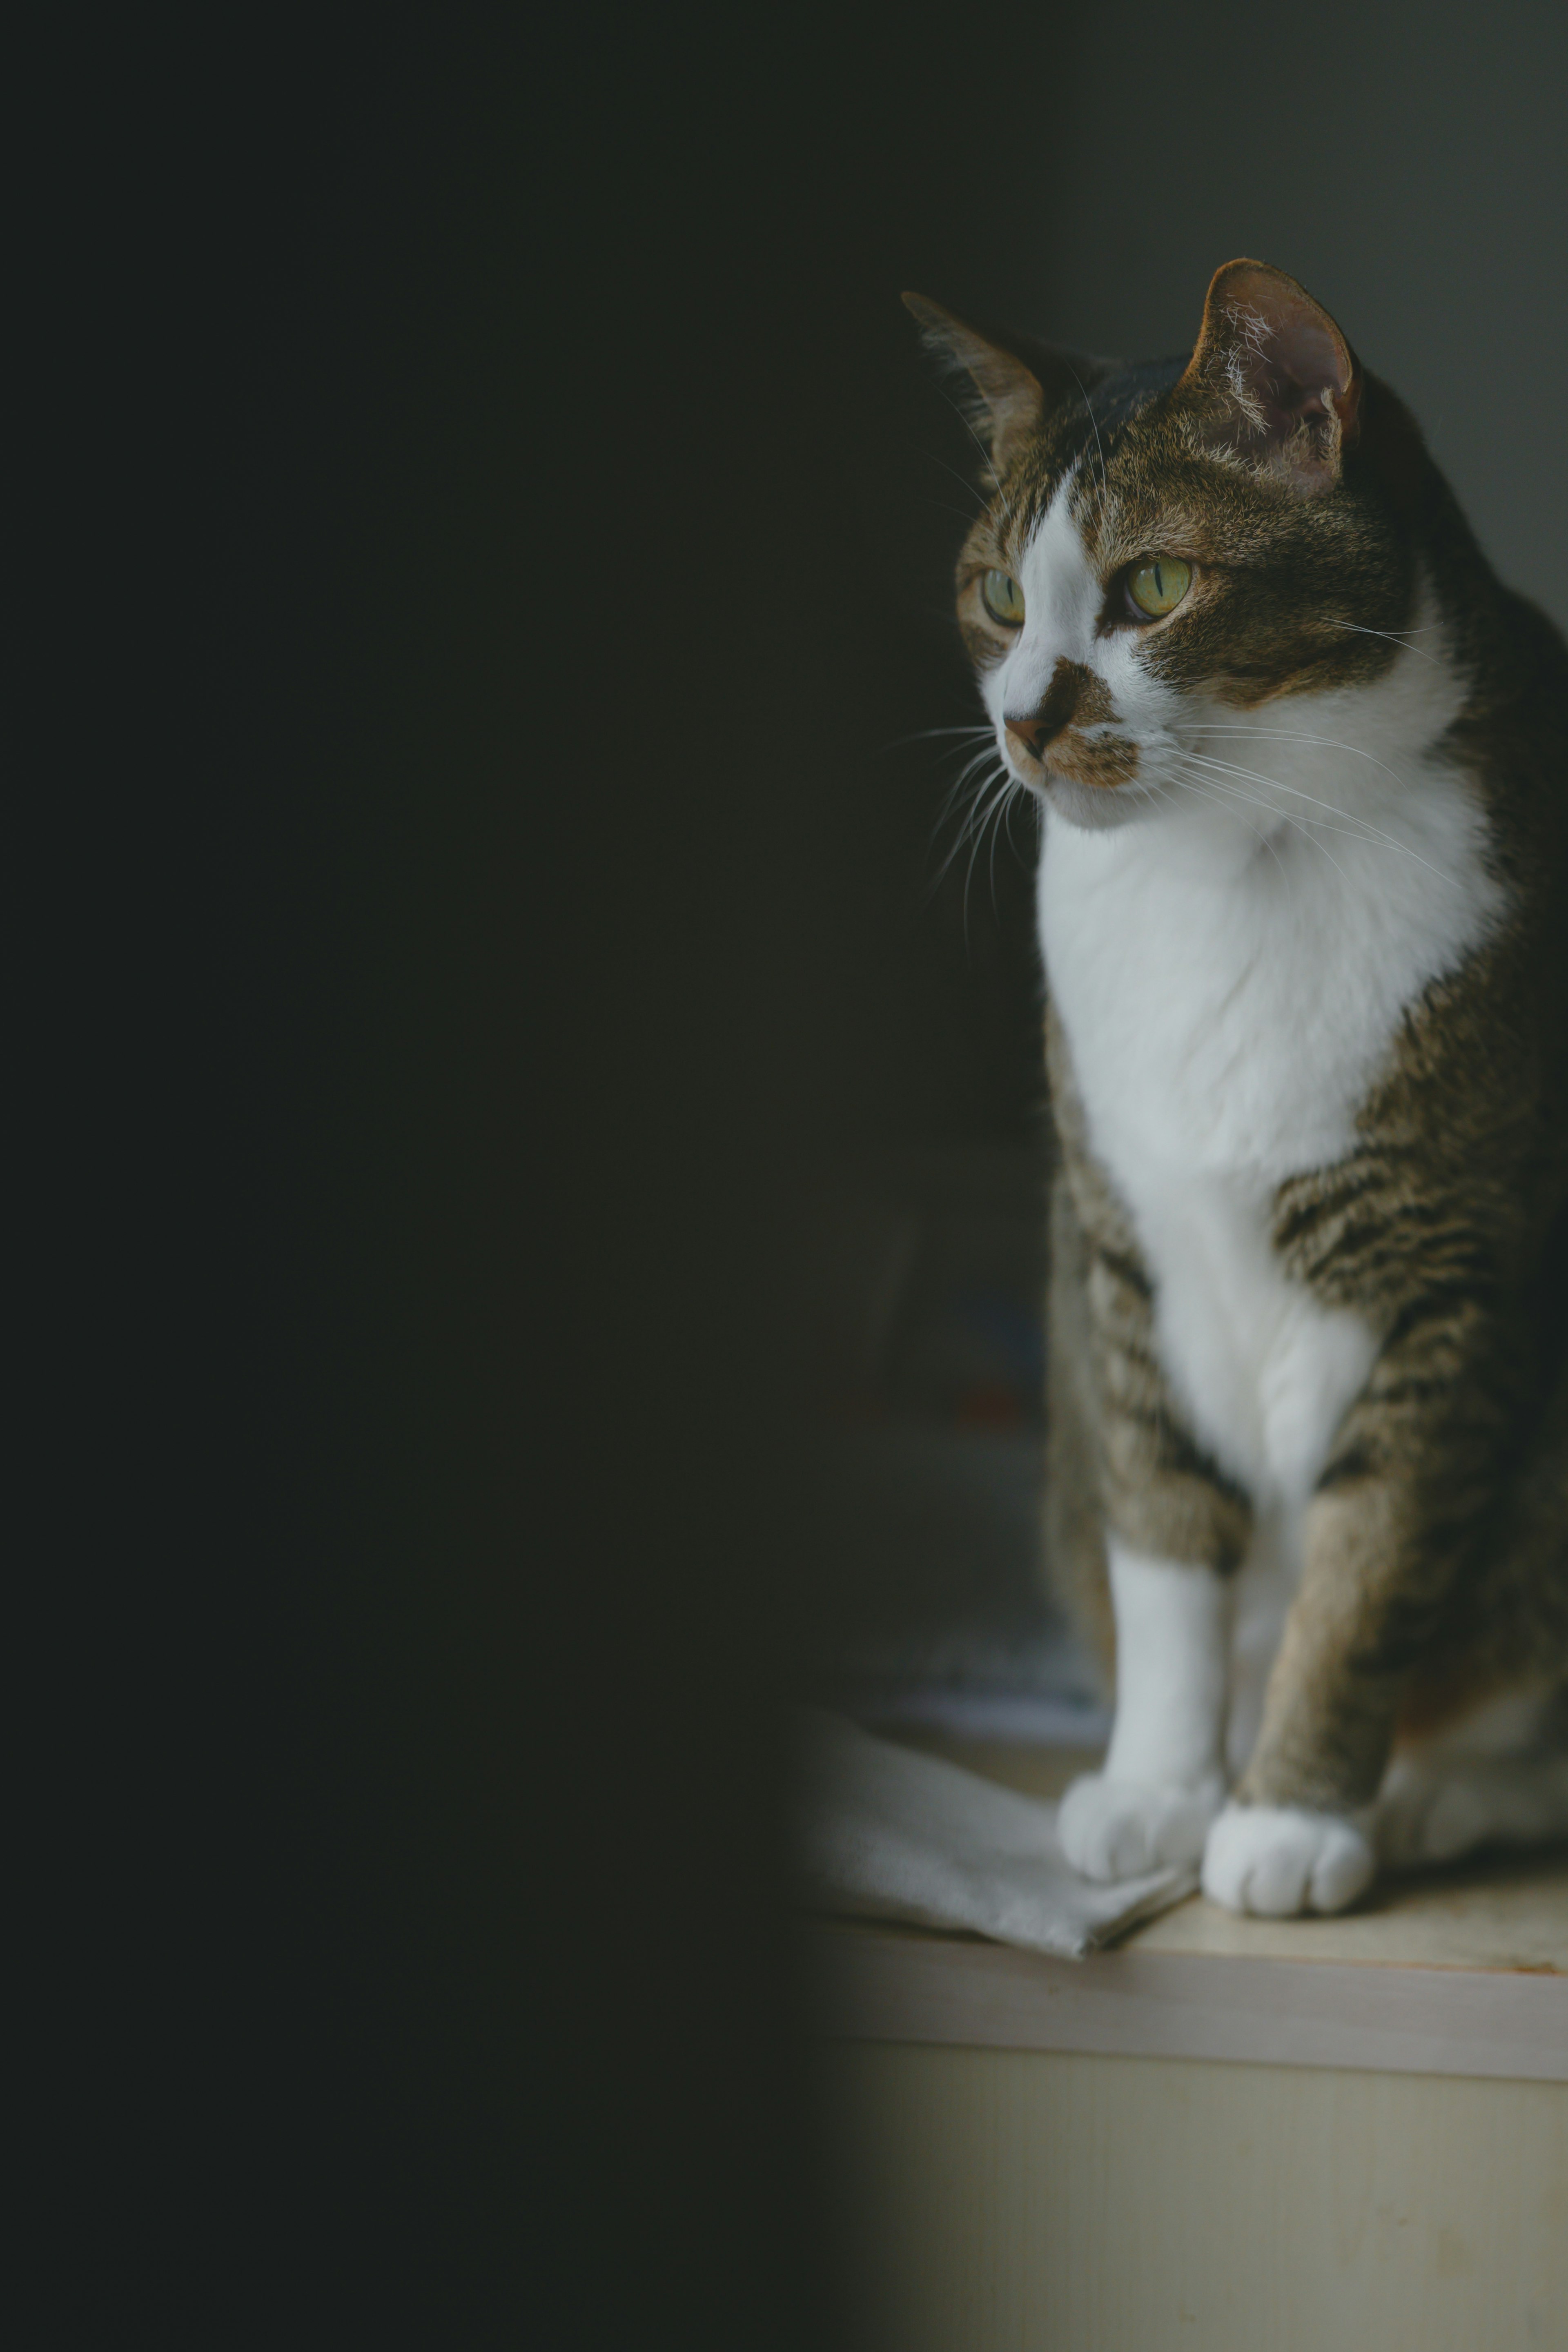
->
[902,294,1048,474]
[1178,260,1361,493]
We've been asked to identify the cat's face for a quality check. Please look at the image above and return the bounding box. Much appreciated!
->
[912,263,1426,834]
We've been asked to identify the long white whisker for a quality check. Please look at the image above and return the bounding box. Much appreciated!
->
[926,386,1001,491]
[937,744,1008,826]
[962,771,1020,935]
[880,723,995,758]
[1167,757,1369,886]
[911,431,989,515]
[1174,725,1405,785]
[934,753,995,827]
[1066,374,1108,503]
[1001,777,1038,864]
[1177,748,1395,833]
[925,499,993,526]
[959,776,1006,922]
[928,761,1007,895]
[1326,619,1441,667]
[902,725,999,739]
[1164,768,1304,891]
[1169,750,1450,878]
[956,770,1008,842]
[986,774,1018,910]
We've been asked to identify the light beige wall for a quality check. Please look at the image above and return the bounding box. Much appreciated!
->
[820,2044,1568,2352]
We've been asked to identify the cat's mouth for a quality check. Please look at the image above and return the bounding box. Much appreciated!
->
[1001,726,1151,833]
[1005,725,1142,796]
[1038,726,1141,793]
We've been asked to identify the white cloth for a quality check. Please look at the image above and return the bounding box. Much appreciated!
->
[794,1707,1196,1960]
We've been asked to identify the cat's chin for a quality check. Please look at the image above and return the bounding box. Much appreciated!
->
[1038,775,1149,833]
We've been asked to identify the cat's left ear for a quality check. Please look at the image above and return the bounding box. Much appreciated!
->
[903,294,1047,473]
[904,294,1114,480]
[1180,260,1362,493]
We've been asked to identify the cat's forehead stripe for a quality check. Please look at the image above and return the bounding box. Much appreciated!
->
[1006,385,1164,553]
[1017,467,1112,609]
[1014,434,1106,555]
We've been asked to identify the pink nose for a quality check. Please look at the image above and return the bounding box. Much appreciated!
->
[1004,666,1083,761]
[1005,712,1062,759]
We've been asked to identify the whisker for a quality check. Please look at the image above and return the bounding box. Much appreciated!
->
[1326,619,1442,667]
[986,775,1018,910]
[1066,372,1108,504]
[1168,749,1451,878]
[936,744,1009,824]
[1173,725,1405,785]
[1167,757,1370,886]
[960,772,1017,936]
[909,436,988,517]
[899,725,998,739]
[924,499,993,526]
[927,384,1001,492]
[878,722,996,760]
[1175,748,1394,832]
[1001,777,1038,864]
[1164,768,1303,891]
[927,761,1007,896]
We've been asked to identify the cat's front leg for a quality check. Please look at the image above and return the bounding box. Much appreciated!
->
[1058,1543,1231,1879]
[1045,1057,1248,1884]
[1199,1495,1419,1916]
[1201,1285,1517,1917]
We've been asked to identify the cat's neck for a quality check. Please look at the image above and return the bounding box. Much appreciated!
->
[1036,653,1505,1192]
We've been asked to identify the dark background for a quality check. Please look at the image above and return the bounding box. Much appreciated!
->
[66,4,1568,2341]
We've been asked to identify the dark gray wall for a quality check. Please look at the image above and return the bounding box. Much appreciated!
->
[1032,5,1568,628]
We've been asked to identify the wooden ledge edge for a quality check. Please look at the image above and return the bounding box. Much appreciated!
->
[798,1920,1568,2084]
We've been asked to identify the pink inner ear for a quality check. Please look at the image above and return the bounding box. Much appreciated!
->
[1243,314,1344,425]
[1222,278,1355,437]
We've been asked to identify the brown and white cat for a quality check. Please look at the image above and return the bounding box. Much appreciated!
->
[909,260,1568,1916]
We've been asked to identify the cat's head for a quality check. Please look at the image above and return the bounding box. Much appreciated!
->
[908,261,1432,833]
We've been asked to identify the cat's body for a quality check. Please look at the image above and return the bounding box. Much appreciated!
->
[910,263,1568,1913]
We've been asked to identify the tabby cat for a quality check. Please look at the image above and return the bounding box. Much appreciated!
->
[909,260,1568,1915]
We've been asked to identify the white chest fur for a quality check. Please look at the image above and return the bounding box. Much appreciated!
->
[1038,729,1502,1512]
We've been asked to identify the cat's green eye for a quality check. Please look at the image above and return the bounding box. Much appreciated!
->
[981,568,1026,627]
[1127,556,1193,619]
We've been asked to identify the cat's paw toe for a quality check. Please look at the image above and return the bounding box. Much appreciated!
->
[1201,1803,1375,1916]
[1058,1773,1222,1881]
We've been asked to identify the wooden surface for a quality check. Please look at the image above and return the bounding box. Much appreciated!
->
[820,2042,1568,2352]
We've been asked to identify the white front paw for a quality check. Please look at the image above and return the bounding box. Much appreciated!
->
[1058,1772,1224,1881]
[1202,1803,1375,1916]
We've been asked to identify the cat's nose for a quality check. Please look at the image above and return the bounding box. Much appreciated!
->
[1005,712,1062,760]
[1005,666,1083,762]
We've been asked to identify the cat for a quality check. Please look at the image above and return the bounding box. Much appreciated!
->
[907,259,1568,1916]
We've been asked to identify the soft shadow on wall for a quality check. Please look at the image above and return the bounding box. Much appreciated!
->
[180,9,1096,2345]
